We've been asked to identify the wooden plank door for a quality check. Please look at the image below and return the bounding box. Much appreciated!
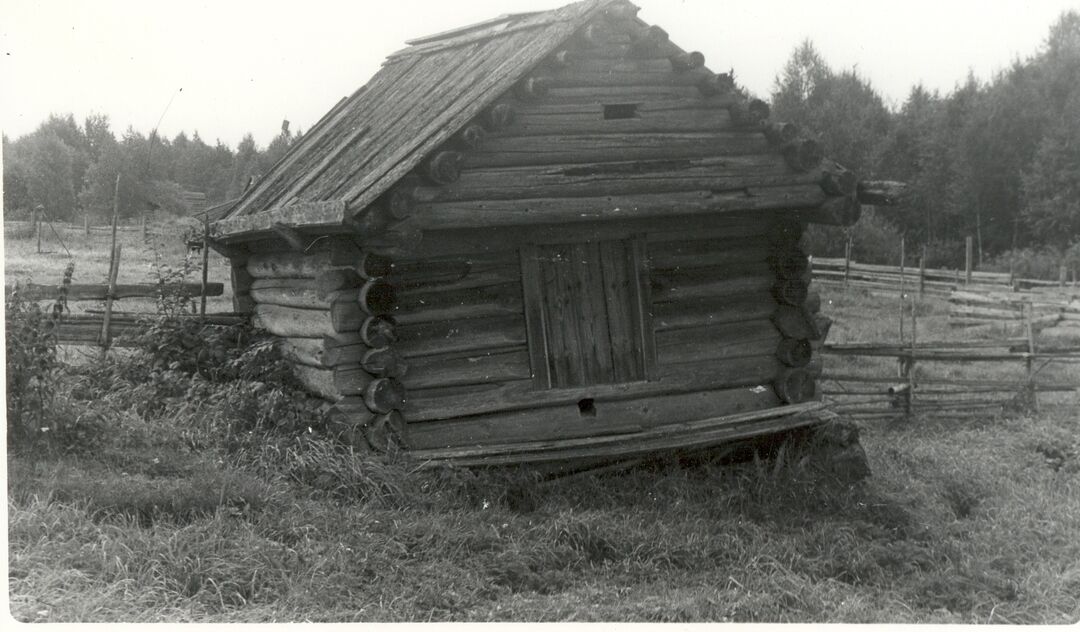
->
[521,237,655,389]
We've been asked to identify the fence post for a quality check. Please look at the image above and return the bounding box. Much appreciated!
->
[34,206,43,253]
[84,213,90,235]
[919,245,927,298]
[843,233,852,290]
[964,236,973,285]
[200,214,210,318]
[141,213,148,240]
[1024,302,1038,413]
[1060,264,1067,287]
[908,292,917,420]
[899,236,906,344]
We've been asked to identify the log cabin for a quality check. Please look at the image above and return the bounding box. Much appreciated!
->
[208,0,873,467]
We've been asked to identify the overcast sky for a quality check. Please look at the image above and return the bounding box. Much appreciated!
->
[2,0,1077,148]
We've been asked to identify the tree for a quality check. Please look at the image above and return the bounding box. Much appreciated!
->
[23,130,78,220]
[1022,92,1080,245]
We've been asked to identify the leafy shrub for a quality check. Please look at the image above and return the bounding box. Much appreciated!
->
[5,264,72,450]
[803,208,903,265]
[983,242,1080,280]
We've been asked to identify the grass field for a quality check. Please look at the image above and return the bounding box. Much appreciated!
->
[5,225,1080,623]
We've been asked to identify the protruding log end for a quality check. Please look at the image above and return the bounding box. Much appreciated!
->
[360,315,397,347]
[361,346,408,378]
[804,290,822,315]
[774,367,817,404]
[820,168,859,197]
[773,279,809,307]
[807,195,861,226]
[363,410,408,452]
[782,139,824,172]
[378,183,414,221]
[421,151,464,186]
[358,277,396,316]
[768,249,810,280]
[670,51,705,72]
[773,304,820,340]
[515,76,551,101]
[857,180,908,206]
[482,102,515,131]
[456,123,487,151]
[776,338,813,368]
[630,24,668,53]
[764,122,798,145]
[364,378,407,414]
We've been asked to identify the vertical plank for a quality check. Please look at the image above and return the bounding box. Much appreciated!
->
[519,244,552,389]
[629,236,658,379]
[576,241,616,383]
[599,239,638,383]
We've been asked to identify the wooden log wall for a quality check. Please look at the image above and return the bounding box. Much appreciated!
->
[244,239,407,453]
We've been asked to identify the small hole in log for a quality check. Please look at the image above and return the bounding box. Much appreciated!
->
[577,398,597,417]
[603,103,639,120]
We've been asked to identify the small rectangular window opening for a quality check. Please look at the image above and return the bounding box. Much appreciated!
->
[577,398,597,417]
[603,103,639,120]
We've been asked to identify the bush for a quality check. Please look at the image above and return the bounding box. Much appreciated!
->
[803,208,903,265]
[983,242,1080,280]
[5,264,71,450]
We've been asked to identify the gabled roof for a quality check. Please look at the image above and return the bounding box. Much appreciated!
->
[214,0,617,238]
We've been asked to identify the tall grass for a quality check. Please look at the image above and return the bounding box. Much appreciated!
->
[6,244,1080,622]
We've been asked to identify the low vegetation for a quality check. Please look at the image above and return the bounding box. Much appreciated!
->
[6,235,1079,622]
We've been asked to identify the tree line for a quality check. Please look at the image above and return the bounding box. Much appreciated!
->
[3,116,297,222]
[776,10,1080,271]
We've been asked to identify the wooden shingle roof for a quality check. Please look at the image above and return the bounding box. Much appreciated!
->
[213,0,616,239]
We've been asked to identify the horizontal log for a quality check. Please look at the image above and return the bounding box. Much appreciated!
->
[648,239,771,271]
[393,282,523,325]
[414,154,806,203]
[412,185,828,230]
[652,292,778,331]
[652,272,776,304]
[464,132,772,169]
[396,315,527,358]
[250,278,327,309]
[406,384,780,451]
[535,67,713,90]
[420,151,464,186]
[402,346,532,390]
[389,251,518,289]
[246,240,370,278]
[481,102,515,131]
[656,320,780,365]
[12,282,223,301]
[253,304,346,338]
[406,355,783,422]
[407,213,785,259]
[492,99,734,136]
[409,403,828,466]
